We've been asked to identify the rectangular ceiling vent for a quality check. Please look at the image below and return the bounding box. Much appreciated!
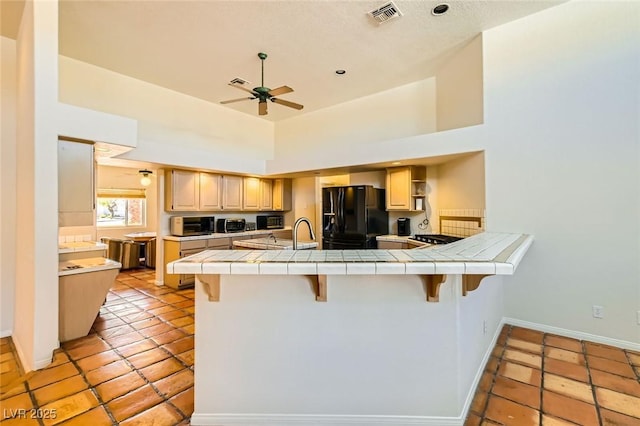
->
[230,77,251,86]
[368,1,403,24]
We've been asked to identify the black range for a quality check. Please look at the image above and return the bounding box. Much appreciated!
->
[410,234,463,245]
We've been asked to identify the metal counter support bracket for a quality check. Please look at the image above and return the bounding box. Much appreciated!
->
[419,274,446,302]
[462,274,493,296]
[200,275,220,302]
[307,275,327,302]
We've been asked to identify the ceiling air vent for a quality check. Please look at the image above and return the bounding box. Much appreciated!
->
[229,77,251,86]
[368,1,403,24]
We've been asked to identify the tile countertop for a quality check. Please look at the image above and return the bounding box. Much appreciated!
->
[233,238,319,250]
[168,232,533,276]
[376,234,427,247]
[58,241,107,254]
[163,227,292,242]
[59,257,122,277]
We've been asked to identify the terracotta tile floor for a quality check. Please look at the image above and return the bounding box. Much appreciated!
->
[0,269,194,425]
[2,270,640,425]
[466,325,640,426]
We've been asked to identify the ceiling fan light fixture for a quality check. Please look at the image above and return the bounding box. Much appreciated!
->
[139,169,153,187]
[432,4,449,16]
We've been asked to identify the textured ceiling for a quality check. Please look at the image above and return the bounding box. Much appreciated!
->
[5,1,565,122]
[57,0,566,121]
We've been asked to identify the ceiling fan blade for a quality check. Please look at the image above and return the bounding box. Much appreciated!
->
[228,83,258,96]
[220,97,255,104]
[258,101,268,116]
[271,98,304,110]
[268,85,293,97]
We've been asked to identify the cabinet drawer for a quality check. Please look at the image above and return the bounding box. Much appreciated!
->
[208,237,231,249]
[180,240,207,250]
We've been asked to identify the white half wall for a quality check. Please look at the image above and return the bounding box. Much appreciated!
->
[270,78,438,174]
[14,0,60,371]
[482,1,640,343]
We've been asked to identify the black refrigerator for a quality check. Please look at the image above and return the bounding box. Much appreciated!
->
[322,185,389,249]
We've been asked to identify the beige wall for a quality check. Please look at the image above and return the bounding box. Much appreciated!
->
[435,152,485,211]
[436,34,484,131]
[0,36,17,337]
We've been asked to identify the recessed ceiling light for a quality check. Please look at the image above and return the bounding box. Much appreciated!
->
[335,69,346,75]
[432,3,449,15]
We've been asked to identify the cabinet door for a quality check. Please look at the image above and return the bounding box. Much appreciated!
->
[199,172,222,211]
[386,167,411,210]
[168,170,199,211]
[222,175,243,210]
[242,177,260,211]
[58,140,95,226]
[272,178,292,211]
[259,179,273,211]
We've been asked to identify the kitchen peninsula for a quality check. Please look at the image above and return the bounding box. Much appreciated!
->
[169,232,533,424]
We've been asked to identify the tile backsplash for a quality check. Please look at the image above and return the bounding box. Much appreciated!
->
[439,209,485,238]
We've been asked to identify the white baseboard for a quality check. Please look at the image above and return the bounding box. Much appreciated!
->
[190,414,463,426]
[1,329,12,338]
[457,318,506,421]
[503,317,640,351]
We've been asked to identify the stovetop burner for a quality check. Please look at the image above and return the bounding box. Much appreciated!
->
[410,234,463,245]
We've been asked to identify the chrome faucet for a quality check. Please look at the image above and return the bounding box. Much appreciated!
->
[293,217,316,250]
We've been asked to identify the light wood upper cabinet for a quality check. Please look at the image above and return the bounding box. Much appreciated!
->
[165,170,291,212]
[199,172,222,210]
[386,166,426,211]
[243,177,260,211]
[222,175,243,210]
[165,169,199,211]
[272,178,292,211]
[58,139,95,226]
[260,179,273,211]
[243,177,274,211]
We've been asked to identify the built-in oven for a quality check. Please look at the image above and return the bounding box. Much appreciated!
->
[256,214,284,230]
[170,216,215,236]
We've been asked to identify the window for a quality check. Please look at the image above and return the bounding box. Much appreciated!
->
[97,188,146,228]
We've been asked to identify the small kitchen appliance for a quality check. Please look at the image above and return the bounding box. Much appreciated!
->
[216,218,246,233]
[397,218,411,236]
[170,216,215,236]
[256,214,284,230]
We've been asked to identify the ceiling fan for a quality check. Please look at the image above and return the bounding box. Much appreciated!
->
[221,52,304,116]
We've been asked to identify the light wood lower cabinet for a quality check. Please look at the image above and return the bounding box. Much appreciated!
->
[164,238,231,288]
[377,240,409,249]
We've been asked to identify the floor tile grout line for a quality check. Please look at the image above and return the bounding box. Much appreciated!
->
[582,340,605,426]
[56,343,120,426]
[477,324,510,422]
[624,349,640,382]
[90,277,194,422]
